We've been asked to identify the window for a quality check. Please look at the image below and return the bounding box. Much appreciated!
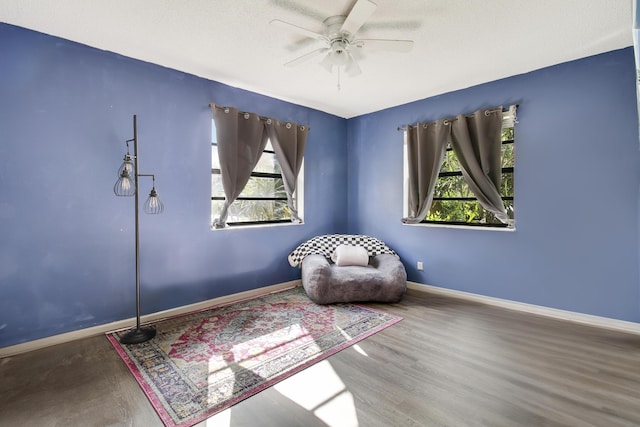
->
[211,124,302,227]
[403,110,515,228]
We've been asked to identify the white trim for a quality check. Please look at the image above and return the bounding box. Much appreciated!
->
[210,221,304,231]
[0,281,300,358]
[407,282,640,335]
[401,222,516,232]
[297,159,304,221]
[8,279,636,358]
[402,130,409,218]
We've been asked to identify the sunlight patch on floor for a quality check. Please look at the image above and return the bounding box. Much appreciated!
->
[352,344,368,357]
[203,324,366,426]
[335,325,368,357]
[274,360,359,427]
[203,359,358,427]
[205,407,231,426]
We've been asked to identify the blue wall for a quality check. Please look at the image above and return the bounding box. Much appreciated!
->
[1,23,639,349]
[347,47,640,323]
[0,24,348,347]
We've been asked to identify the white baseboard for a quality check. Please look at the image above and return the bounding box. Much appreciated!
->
[0,281,300,358]
[6,280,636,358]
[407,282,640,335]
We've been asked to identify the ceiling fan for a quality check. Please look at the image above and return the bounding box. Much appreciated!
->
[271,0,414,79]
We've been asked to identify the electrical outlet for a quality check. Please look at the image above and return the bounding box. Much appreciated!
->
[417,261,423,271]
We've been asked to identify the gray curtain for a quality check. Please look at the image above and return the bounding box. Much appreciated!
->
[266,119,308,223]
[450,107,510,224]
[402,119,449,224]
[212,106,268,228]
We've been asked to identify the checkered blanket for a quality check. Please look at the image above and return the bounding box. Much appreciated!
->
[288,234,398,267]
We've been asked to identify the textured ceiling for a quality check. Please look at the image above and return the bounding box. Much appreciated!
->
[0,0,633,118]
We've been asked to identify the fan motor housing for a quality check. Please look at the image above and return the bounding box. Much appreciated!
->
[331,39,349,55]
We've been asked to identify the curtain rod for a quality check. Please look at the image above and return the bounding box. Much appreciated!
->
[397,104,518,132]
[209,103,310,131]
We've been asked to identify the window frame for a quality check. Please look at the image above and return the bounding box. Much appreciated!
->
[211,137,304,229]
[402,110,516,230]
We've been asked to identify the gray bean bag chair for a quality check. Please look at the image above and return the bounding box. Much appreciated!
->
[301,254,407,304]
[289,234,407,305]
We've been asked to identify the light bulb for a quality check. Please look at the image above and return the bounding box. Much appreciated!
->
[144,187,163,214]
[114,170,135,197]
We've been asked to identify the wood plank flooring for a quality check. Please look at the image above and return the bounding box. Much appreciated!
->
[1,289,639,426]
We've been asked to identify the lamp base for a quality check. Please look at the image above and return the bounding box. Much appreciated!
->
[119,327,156,344]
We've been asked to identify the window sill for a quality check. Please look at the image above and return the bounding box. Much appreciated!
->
[401,222,516,232]
[210,221,304,231]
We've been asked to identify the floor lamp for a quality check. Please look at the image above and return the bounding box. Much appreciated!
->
[114,114,164,344]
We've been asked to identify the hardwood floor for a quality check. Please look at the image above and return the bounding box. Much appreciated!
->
[1,289,639,427]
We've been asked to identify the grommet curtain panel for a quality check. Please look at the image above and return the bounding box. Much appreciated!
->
[266,120,308,223]
[401,105,511,225]
[212,106,268,228]
[451,108,509,224]
[402,120,449,224]
[211,104,308,227]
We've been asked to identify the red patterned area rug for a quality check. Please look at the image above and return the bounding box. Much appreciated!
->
[107,286,402,427]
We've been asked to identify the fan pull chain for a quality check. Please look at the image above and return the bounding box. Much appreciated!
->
[337,66,342,91]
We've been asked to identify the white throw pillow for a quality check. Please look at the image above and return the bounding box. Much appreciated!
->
[331,245,369,266]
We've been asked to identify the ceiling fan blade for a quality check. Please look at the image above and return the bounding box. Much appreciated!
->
[354,39,414,53]
[340,0,377,36]
[270,19,328,42]
[284,47,330,67]
[345,54,362,77]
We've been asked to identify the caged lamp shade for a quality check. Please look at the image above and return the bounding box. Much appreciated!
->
[114,169,135,197]
[144,187,164,214]
[117,153,134,177]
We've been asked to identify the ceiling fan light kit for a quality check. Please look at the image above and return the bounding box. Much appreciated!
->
[271,0,414,88]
